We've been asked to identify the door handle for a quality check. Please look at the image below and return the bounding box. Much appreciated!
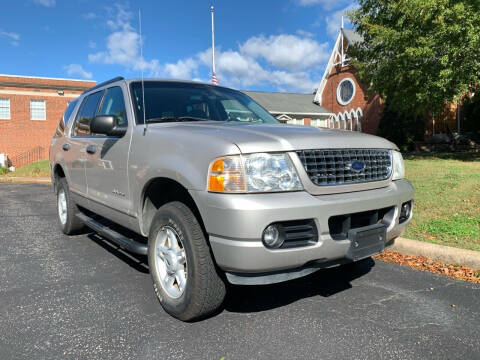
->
[86,145,97,154]
[62,143,70,151]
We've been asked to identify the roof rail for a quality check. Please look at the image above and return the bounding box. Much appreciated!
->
[83,76,125,94]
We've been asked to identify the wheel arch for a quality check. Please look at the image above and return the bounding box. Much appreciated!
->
[52,163,66,192]
[140,177,206,238]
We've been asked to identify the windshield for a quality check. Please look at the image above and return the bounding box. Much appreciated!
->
[130,81,279,124]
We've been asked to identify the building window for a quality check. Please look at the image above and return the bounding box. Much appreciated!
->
[336,78,355,106]
[0,98,10,119]
[30,100,46,120]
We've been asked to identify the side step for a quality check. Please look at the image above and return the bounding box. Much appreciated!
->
[76,213,148,256]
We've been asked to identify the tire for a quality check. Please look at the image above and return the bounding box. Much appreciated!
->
[148,201,226,321]
[56,177,84,235]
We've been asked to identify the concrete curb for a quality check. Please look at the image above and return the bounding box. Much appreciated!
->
[392,237,480,270]
[0,177,51,184]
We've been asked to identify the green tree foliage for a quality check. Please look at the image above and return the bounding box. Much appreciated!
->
[349,0,480,116]
[377,102,425,151]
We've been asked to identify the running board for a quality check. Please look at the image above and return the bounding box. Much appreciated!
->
[76,213,148,256]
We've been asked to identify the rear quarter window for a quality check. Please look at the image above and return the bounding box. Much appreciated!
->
[55,99,78,137]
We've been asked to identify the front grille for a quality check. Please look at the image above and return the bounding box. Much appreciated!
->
[296,149,392,186]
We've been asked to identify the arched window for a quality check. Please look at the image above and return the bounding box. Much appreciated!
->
[337,113,343,129]
[356,108,363,132]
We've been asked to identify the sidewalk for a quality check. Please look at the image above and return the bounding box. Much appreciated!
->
[0,176,51,184]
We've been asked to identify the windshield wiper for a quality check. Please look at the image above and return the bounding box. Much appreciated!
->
[146,116,211,123]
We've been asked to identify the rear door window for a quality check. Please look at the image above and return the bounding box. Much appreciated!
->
[73,91,104,136]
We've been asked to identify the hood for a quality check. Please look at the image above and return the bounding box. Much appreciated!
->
[149,122,398,154]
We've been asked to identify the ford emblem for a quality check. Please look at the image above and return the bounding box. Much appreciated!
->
[350,160,365,172]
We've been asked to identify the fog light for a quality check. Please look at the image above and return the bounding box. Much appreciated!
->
[262,224,284,249]
[400,201,412,223]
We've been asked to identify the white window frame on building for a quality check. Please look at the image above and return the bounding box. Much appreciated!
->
[336,78,356,106]
[30,99,46,121]
[0,98,10,120]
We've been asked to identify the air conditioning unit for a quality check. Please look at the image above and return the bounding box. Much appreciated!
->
[0,154,8,167]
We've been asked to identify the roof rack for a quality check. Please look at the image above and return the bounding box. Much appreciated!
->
[83,76,125,94]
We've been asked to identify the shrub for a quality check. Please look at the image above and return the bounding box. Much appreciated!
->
[377,102,425,152]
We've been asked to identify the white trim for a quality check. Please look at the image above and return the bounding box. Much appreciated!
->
[30,99,46,121]
[337,78,356,106]
[0,89,80,98]
[0,74,95,83]
[276,114,293,121]
[0,98,10,120]
[270,111,334,116]
[314,31,342,105]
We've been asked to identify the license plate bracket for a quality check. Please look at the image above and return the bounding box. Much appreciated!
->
[346,223,387,261]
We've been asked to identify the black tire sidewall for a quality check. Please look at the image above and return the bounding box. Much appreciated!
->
[56,178,82,235]
[148,204,199,318]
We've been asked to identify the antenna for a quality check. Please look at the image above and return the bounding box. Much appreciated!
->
[139,9,147,135]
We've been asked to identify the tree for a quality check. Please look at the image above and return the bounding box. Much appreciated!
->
[348,0,480,116]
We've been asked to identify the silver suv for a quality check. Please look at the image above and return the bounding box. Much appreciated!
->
[50,77,414,321]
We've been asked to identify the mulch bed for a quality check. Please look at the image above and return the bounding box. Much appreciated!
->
[374,250,480,284]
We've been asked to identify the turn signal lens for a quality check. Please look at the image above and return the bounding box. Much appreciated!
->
[208,156,246,193]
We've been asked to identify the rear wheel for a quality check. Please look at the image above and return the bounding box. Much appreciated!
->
[56,177,84,235]
[148,201,226,321]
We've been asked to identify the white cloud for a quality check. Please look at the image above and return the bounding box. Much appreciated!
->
[325,5,356,38]
[88,40,96,49]
[297,0,353,10]
[33,0,55,7]
[0,29,20,46]
[198,47,317,92]
[64,64,93,79]
[0,30,20,41]
[83,12,97,20]
[296,29,314,38]
[163,58,198,80]
[88,4,160,76]
[87,5,323,92]
[240,34,328,71]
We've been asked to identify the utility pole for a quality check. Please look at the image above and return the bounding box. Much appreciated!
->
[211,6,217,85]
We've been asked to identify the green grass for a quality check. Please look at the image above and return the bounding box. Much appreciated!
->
[6,160,50,178]
[404,152,480,251]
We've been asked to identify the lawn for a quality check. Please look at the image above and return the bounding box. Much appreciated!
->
[404,152,480,251]
[6,160,50,178]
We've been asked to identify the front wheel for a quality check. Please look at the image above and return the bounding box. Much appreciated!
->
[148,202,226,321]
[56,178,84,235]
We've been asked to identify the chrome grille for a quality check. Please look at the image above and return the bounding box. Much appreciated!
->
[296,149,392,186]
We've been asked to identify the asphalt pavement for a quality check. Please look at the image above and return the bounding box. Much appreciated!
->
[1,183,479,360]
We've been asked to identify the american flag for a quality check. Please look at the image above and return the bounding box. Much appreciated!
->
[211,73,218,85]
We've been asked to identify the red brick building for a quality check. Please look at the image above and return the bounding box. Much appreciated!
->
[0,75,96,167]
[313,28,383,134]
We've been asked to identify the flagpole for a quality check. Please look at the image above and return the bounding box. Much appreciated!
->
[211,5,217,85]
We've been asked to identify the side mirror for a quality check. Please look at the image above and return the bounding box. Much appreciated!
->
[90,115,127,137]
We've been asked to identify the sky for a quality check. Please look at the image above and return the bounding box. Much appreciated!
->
[0,0,356,93]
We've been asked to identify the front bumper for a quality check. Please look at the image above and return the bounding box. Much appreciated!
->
[190,179,414,280]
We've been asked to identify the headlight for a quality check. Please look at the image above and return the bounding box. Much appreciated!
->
[208,153,303,193]
[392,150,405,180]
